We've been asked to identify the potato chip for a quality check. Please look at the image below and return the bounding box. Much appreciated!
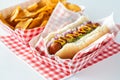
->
[28,11,50,29]
[36,6,49,14]
[46,0,58,7]
[63,2,81,12]
[5,18,17,28]
[37,11,46,17]
[39,9,51,17]
[60,0,66,2]
[14,10,25,19]
[23,9,34,17]
[46,0,67,7]
[40,19,48,27]
[9,6,26,22]
[28,17,43,29]
[23,6,49,18]
[10,6,21,22]
[0,14,15,30]
[27,3,38,12]
[37,0,47,8]
[0,0,81,30]
[15,18,33,29]
[14,18,28,22]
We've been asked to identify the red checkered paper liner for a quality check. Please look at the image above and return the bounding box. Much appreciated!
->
[71,34,120,73]
[0,35,70,80]
[14,27,44,45]
[35,33,120,74]
[0,31,120,80]
[0,2,120,80]
[0,20,44,45]
[41,2,84,38]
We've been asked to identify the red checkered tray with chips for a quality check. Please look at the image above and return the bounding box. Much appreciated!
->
[0,1,120,80]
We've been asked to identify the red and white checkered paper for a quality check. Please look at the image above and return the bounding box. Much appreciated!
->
[0,2,120,80]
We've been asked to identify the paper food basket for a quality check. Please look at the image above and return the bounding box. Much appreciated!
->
[0,0,120,80]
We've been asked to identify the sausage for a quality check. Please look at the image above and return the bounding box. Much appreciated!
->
[48,42,62,54]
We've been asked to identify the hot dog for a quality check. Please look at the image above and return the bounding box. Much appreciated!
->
[44,16,109,59]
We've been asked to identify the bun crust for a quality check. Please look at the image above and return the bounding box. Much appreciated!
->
[55,25,109,59]
[45,16,109,59]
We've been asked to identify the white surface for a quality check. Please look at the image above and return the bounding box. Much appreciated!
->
[0,0,120,80]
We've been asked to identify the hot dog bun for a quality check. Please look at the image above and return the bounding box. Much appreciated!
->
[55,25,109,59]
[45,16,110,59]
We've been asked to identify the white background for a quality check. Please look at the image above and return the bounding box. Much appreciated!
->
[0,0,120,80]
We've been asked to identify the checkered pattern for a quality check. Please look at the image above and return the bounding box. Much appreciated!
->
[0,35,71,80]
[71,34,114,73]
[41,2,82,38]
[81,39,120,70]
[0,1,120,80]
[0,31,120,80]
[15,27,44,45]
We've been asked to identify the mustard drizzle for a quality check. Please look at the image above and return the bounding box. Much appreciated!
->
[54,22,100,46]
